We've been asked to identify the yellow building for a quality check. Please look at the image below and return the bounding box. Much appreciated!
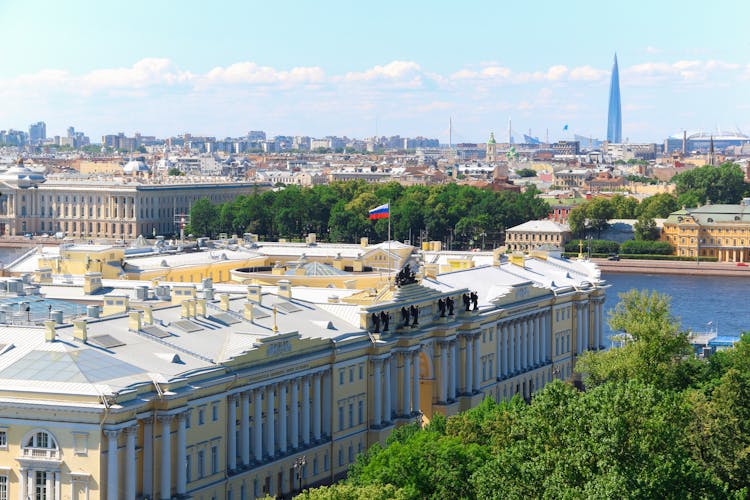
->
[0,163,268,239]
[0,254,605,499]
[505,220,572,252]
[662,201,750,262]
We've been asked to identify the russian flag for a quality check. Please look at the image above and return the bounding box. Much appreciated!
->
[368,203,390,220]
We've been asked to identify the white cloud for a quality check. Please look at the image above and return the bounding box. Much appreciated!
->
[343,61,422,82]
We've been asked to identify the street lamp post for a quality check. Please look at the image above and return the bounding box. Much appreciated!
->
[293,455,307,493]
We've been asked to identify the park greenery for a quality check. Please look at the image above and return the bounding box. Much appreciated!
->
[297,290,750,499]
[672,162,748,207]
[188,181,549,249]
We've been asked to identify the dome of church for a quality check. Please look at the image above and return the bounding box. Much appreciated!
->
[123,159,150,175]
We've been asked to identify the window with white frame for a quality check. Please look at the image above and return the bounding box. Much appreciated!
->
[0,475,7,500]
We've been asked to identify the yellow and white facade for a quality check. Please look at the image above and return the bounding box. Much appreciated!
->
[0,253,606,499]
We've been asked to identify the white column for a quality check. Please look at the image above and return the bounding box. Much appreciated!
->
[450,341,457,400]
[313,373,322,441]
[54,472,61,500]
[473,334,481,391]
[547,312,553,361]
[228,396,237,470]
[142,417,154,499]
[240,392,250,466]
[302,376,311,446]
[525,319,532,368]
[509,322,516,374]
[390,359,398,417]
[583,305,590,351]
[125,426,137,500]
[265,385,275,458]
[440,343,448,403]
[159,415,172,500]
[403,352,412,414]
[290,380,300,449]
[496,325,502,379]
[253,388,263,461]
[105,430,119,500]
[598,300,604,349]
[19,468,26,500]
[46,473,52,500]
[534,315,541,365]
[412,351,421,414]
[279,383,288,454]
[322,370,332,437]
[502,325,509,377]
[176,413,187,497]
[384,358,392,422]
[373,360,382,426]
[464,336,473,394]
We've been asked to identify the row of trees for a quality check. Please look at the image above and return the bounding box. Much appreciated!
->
[298,290,750,499]
[567,192,679,239]
[188,181,550,249]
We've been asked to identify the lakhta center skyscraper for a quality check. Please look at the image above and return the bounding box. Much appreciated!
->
[607,53,622,143]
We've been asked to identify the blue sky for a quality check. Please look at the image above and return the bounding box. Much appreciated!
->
[1,0,748,143]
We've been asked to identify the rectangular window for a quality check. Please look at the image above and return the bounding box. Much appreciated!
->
[359,364,363,380]
[0,430,6,448]
[198,450,205,478]
[35,471,47,500]
[186,454,192,483]
[338,406,344,431]
[348,403,354,428]
[339,370,344,385]
[211,445,218,474]
[198,408,205,425]
[212,404,219,422]
[358,400,363,424]
[349,368,354,383]
[0,476,7,500]
[185,412,192,429]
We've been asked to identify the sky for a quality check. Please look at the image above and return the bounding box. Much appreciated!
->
[0,0,748,144]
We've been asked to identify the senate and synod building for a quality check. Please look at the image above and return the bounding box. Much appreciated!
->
[0,251,606,499]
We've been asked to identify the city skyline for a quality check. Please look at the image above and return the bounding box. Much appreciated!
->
[1,0,748,143]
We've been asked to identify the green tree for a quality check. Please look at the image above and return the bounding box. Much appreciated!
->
[637,193,679,218]
[515,168,537,178]
[672,162,747,205]
[295,483,407,500]
[188,197,219,237]
[575,289,695,390]
[585,198,614,237]
[567,205,587,237]
[633,215,660,240]
[167,167,183,176]
[610,194,638,219]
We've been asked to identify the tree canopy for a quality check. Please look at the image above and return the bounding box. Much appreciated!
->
[672,162,748,206]
[187,181,549,249]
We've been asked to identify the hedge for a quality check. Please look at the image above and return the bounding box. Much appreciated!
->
[565,239,620,254]
[620,240,673,255]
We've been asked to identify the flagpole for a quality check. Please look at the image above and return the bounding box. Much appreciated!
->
[388,199,392,286]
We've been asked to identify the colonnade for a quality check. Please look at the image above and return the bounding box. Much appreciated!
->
[495,311,551,380]
[103,369,331,500]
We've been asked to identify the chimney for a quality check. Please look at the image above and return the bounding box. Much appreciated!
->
[73,319,88,342]
[247,285,262,304]
[244,302,254,321]
[219,293,230,312]
[128,311,142,332]
[181,300,191,319]
[142,305,154,325]
[278,280,292,299]
[83,272,103,294]
[44,321,56,342]
[195,298,207,317]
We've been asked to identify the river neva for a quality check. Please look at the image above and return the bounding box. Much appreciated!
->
[602,272,749,341]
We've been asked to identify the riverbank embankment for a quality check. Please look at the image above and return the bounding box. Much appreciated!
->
[593,258,750,277]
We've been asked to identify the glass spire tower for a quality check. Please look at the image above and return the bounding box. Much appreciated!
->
[607,54,622,143]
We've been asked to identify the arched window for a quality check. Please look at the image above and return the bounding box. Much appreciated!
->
[26,430,57,449]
